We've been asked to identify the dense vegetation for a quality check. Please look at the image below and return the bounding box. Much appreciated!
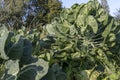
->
[0,0,62,29]
[0,0,120,80]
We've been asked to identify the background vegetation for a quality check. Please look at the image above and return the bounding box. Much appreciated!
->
[0,0,120,80]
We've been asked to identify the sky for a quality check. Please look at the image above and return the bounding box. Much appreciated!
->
[61,0,120,16]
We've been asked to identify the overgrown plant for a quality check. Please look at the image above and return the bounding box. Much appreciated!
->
[0,24,49,80]
[39,0,120,80]
[0,0,120,80]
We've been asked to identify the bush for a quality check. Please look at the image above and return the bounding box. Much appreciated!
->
[0,0,120,80]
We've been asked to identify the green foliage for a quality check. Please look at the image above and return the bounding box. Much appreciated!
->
[37,0,62,24]
[0,0,62,29]
[0,24,49,80]
[0,0,120,80]
[0,24,9,59]
[39,0,120,80]
[3,0,24,13]
[0,0,30,30]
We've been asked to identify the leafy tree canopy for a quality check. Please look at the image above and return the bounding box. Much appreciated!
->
[0,0,62,29]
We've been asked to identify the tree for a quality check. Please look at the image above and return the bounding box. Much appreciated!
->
[100,0,110,14]
[45,0,62,23]
[0,0,29,29]
[37,0,62,24]
[114,8,120,23]
[0,0,62,29]
[23,0,62,28]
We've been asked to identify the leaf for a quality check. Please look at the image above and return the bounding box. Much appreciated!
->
[69,25,77,35]
[94,0,100,10]
[20,39,33,65]
[97,9,108,22]
[71,52,81,59]
[102,19,114,38]
[41,69,56,80]
[63,43,73,50]
[97,49,104,56]
[87,15,98,33]
[46,24,56,35]
[51,63,61,73]
[3,60,19,80]
[42,63,66,80]
[76,14,86,26]
[103,14,109,25]
[17,58,49,80]
[63,20,70,28]
[0,24,9,59]
[5,32,14,53]
[80,70,89,80]
[56,72,66,80]
[109,33,116,42]
[72,3,85,19]
[80,4,89,15]
[76,14,88,34]
[71,4,79,9]
[7,36,24,60]
[86,70,99,80]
